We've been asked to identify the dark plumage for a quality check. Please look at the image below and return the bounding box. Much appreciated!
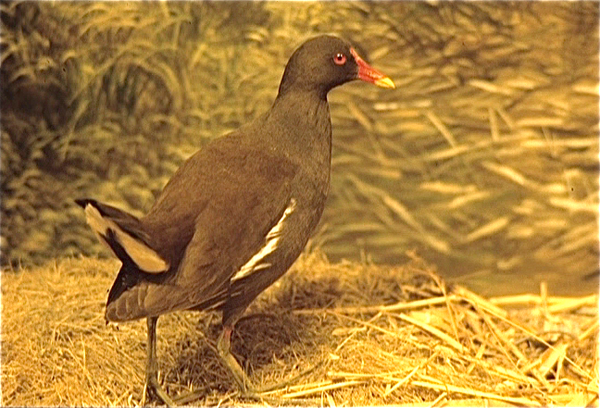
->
[76,34,394,405]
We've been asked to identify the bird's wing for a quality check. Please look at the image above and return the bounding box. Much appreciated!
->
[105,134,299,321]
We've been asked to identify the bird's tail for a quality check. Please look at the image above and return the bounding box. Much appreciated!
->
[75,199,169,273]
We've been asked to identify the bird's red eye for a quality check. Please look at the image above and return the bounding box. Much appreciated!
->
[333,53,347,65]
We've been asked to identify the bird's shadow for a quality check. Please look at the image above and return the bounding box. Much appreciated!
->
[165,274,346,396]
[164,264,437,398]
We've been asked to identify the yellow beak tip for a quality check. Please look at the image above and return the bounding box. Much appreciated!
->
[375,77,395,89]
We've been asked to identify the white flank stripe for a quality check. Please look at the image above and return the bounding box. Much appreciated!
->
[84,204,169,273]
[231,198,297,282]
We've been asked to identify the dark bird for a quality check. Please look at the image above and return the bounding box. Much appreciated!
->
[76,34,394,405]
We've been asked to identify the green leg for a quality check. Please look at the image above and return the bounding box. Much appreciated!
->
[170,324,255,406]
[143,316,175,406]
[171,321,323,406]
[216,325,256,393]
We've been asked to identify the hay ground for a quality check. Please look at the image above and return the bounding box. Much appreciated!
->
[1,253,598,407]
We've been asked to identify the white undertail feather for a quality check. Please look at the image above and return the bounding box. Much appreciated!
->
[84,204,169,273]
[231,198,297,282]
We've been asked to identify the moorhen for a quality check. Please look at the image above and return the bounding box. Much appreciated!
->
[76,34,394,405]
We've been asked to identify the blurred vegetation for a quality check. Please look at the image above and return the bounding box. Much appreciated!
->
[1,2,598,289]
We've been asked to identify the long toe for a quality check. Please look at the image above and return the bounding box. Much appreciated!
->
[220,351,256,394]
[146,375,176,407]
[255,361,323,394]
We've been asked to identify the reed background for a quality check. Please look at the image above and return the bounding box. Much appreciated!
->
[1,1,598,295]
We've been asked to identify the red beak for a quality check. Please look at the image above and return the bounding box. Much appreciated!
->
[351,47,395,89]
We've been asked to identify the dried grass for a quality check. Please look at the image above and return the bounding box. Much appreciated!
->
[2,253,597,406]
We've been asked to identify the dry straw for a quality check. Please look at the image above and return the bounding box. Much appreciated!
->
[2,253,597,406]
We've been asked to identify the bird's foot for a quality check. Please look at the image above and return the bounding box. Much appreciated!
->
[255,360,324,394]
[167,361,324,406]
[219,348,257,394]
[212,325,324,405]
[142,373,176,407]
[229,358,325,402]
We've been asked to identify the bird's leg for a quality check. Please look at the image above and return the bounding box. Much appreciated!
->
[213,323,323,404]
[143,316,175,407]
[170,323,256,406]
[216,325,256,394]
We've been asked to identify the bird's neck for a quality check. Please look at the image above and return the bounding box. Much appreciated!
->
[266,89,332,162]
[271,89,331,136]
